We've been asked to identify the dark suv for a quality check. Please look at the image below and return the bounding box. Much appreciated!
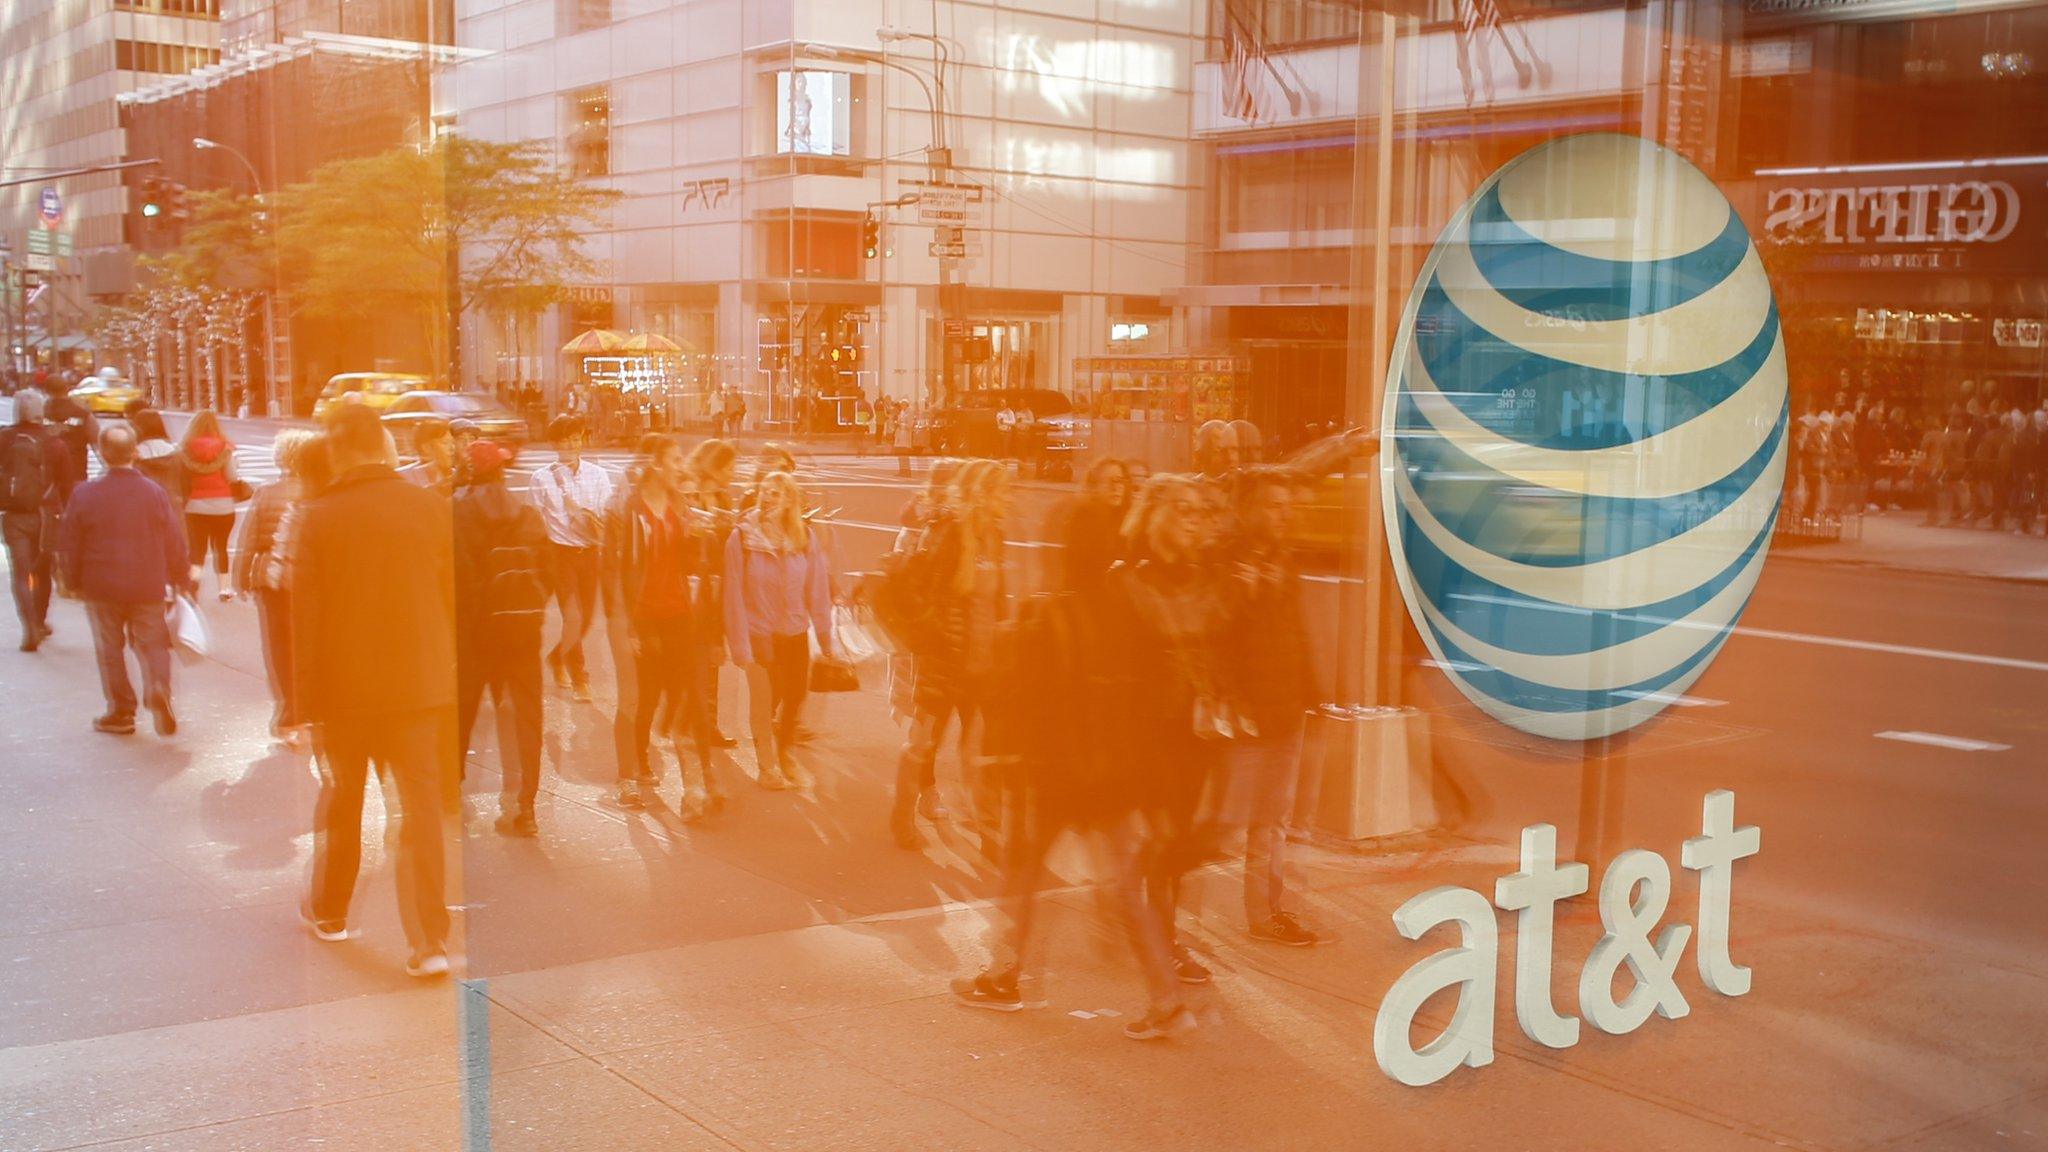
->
[933,388,1088,477]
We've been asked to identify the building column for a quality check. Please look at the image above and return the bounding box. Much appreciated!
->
[1060,294,1108,396]
[721,280,751,426]
[883,283,921,406]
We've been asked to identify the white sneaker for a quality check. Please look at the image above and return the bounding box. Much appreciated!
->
[406,950,450,979]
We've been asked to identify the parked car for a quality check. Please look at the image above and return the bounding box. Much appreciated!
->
[932,388,1089,477]
[67,368,145,415]
[311,372,429,420]
[380,390,530,458]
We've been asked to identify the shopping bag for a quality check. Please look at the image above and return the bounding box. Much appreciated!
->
[168,594,209,666]
[833,603,882,665]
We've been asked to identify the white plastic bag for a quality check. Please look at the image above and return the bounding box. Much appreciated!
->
[168,594,209,665]
[833,604,881,665]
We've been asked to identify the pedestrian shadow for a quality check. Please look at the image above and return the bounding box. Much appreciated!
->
[199,746,317,870]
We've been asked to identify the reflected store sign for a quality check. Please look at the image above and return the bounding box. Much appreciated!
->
[1764,179,2021,246]
[1382,133,1788,743]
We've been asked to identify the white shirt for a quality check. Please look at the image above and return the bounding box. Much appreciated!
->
[531,458,614,548]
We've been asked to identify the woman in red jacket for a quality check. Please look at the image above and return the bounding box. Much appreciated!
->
[177,410,241,601]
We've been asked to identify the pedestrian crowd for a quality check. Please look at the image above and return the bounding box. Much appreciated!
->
[4,377,1378,1035]
[1786,382,2048,535]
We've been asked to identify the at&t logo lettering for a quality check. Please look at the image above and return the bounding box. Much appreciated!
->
[1373,791,1760,1087]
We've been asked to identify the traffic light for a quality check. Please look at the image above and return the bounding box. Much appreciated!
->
[166,181,189,222]
[862,216,881,260]
[139,176,164,219]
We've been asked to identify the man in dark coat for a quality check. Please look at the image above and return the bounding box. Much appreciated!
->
[292,403,458,977]
[56,426,186,734]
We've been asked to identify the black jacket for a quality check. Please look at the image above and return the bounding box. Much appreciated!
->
[290,465,456,722]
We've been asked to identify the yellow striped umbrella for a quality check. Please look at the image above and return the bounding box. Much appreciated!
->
[560,328,625,355]
[621,332,693,355]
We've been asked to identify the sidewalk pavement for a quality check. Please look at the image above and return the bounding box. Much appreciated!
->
[1778,511,2048,583]
[2,568,2044,1150]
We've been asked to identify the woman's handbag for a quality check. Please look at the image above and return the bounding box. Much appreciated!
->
[808,656,860,693]
[230,478,256,503]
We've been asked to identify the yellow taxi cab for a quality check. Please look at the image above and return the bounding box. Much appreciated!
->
[311,373,429,420]
[67,369,145,416]
[1284,430,1588,561]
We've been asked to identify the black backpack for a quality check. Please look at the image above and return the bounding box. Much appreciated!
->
[2,429,50,515]
[482,539,547,624]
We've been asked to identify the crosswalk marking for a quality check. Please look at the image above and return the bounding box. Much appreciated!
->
[1875,730,2012,753]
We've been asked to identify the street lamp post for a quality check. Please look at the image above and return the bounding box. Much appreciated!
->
[872,30,958,406]
[803,42,955,406]
[0,241,15,378]
[194,136,283,416]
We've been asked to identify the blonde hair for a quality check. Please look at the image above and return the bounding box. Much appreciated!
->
[756,471,808,551]
[947,457,1010,591]
[273,428,319,476]
[1123,474,1201,561]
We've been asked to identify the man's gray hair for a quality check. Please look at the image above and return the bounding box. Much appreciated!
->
[99,424,138,467]
[13,390,45,423]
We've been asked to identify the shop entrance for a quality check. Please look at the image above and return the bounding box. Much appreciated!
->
[1245,338,1349,453]
[759,304,875,431]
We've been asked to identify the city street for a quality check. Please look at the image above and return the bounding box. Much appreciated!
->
[1,406,2044,1150]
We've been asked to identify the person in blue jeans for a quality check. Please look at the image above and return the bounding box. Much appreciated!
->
[724,470,836,789]
[56,425,191,736]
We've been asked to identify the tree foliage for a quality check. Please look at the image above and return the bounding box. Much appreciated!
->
[268,136,618,380]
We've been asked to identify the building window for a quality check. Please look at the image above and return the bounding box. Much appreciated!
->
[114,39,222,74]
[559,0,610,34]
[566,87,610,178]
[114,0,222,16]
[1211,0,1360,58]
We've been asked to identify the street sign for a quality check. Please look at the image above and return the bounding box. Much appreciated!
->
[930,241,969,259]
[904,178,985,226]
[37,187,62,227]
[24,253,55,272]
[26,228,70,258]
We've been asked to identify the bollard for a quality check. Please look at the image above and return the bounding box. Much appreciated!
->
[1304,703,1437,842]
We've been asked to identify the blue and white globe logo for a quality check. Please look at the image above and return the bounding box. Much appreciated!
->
[1382,133,1787,741]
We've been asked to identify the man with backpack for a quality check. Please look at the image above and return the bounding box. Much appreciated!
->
[2,390,76,651]
[454,440,550,836]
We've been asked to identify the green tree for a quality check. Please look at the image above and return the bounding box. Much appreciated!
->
[272,136,617,385]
